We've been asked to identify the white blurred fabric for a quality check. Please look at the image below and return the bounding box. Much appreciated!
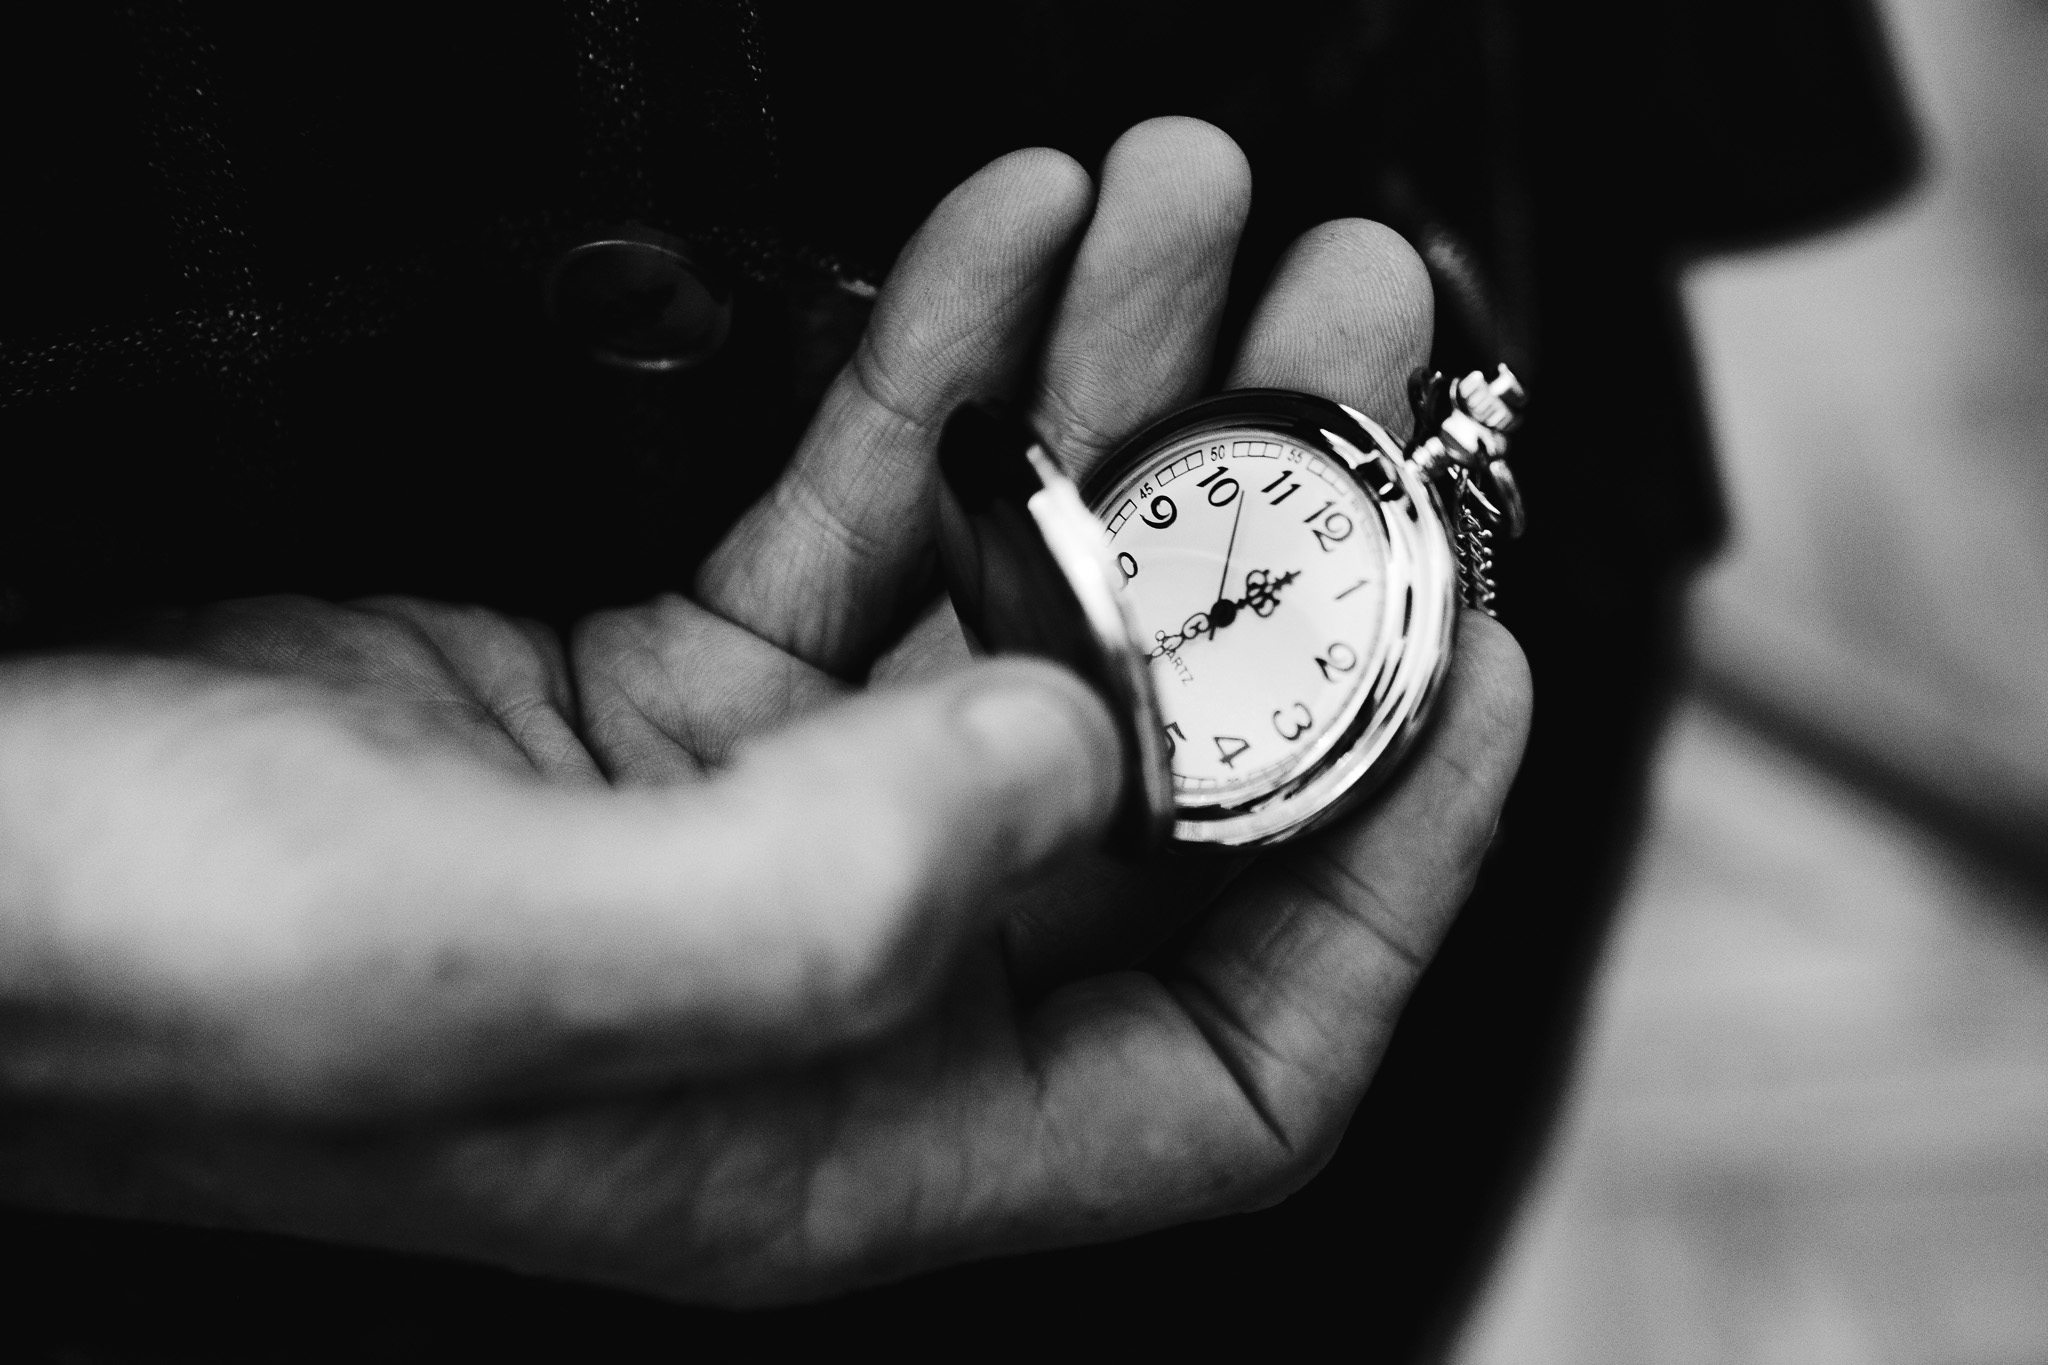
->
[1451,703,2048,1364]
[1686,0,2048,832]
[1446,1,2048,1359]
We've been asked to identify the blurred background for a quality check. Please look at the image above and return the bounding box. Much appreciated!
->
[1450,0,2048,1359]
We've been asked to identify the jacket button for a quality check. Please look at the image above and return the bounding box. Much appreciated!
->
[543,226,731,372]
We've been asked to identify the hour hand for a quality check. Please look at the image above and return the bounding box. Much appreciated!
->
[1223,567,1299,624]
[1150,570,1299,659]
[1204,567,1299,635]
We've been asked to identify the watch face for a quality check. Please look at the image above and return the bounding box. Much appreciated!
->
[1091,427,1390,809]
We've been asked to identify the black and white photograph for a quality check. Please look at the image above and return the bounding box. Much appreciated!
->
[1,0,2040,1359]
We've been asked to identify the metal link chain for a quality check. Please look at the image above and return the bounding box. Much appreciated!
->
[1454,472,1500,615]
[1406,364,1526,618]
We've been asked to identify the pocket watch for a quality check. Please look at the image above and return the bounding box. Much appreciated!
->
[936,366,1525,852]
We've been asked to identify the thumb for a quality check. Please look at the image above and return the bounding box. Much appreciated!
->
[674,657,1124,1046]
[0,654,1123,1119]
[392,657,1126,1100]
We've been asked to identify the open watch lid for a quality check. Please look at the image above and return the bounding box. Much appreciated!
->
[935,402,1174,855]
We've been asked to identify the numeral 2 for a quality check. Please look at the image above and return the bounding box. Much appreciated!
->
[1314,641,1359,681]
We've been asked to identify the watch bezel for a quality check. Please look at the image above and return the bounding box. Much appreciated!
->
[1083,390,1461,848]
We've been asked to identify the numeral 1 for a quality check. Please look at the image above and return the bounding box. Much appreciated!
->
[1261,472,1302,505]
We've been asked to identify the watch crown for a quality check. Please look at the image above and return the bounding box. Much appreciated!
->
[1454,364,1526,435]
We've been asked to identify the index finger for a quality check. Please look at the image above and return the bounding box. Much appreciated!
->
[693,150,1093,678]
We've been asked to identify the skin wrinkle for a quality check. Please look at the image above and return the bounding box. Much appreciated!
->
[360,604,556,777]
[1034,272,1242,467]
[574,636,700,782]
[1164,969,1299,1155]
[614,690,706,781]
[773,416,906,576]
[1283,847,1431,972]
[451,623,584,769]
[206,602,545,779]
[1029,374,1140,473]
[845,328,951,438]
[1178,912,1364,1108]
[686,636,846,768]
[855,263,1051,422]
[578,597,853,775]
[492,694,592,780]
[842,164,1088,435]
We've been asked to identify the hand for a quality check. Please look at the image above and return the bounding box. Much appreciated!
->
[0,119,1531,1304]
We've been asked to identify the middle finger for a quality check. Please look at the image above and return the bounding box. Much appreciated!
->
[1027,117,1251,482]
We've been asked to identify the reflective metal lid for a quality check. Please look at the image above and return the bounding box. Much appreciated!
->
[936,402,1173,855]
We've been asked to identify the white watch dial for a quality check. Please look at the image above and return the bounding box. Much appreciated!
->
[1093,428,1390,806]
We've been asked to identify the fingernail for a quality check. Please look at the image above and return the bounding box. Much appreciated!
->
[956,676,1117,867]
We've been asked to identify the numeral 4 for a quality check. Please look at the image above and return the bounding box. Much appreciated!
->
[1213,735,1251,768]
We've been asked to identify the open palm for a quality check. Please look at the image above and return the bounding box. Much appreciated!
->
[0,120,1528,1304]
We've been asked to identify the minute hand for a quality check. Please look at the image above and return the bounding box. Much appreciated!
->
[1206,495,1247,634]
